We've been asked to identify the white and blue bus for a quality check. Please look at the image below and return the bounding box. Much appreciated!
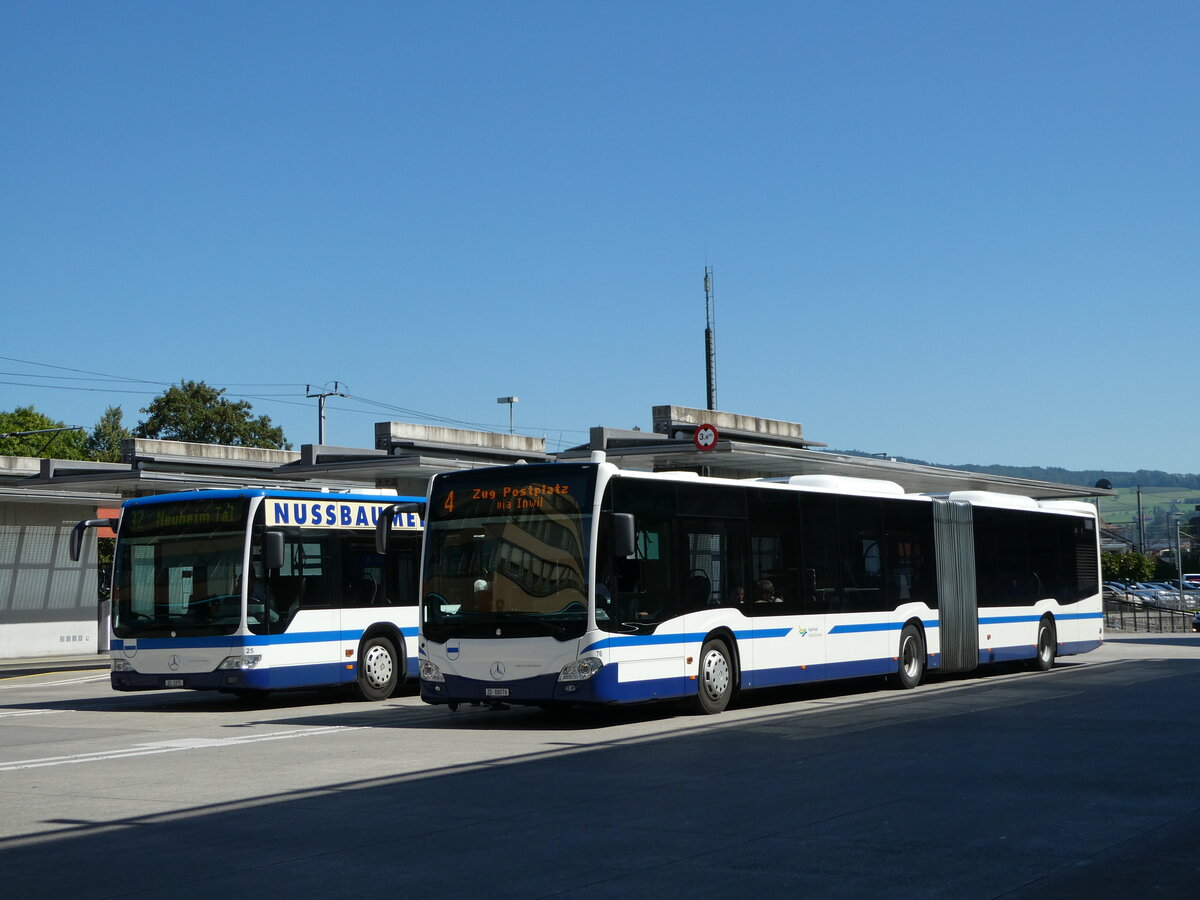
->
[72,489,424,700]
[403,455,1103,713]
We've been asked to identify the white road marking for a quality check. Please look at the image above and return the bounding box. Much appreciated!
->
[0,725,365,772]
[0,709,67,719]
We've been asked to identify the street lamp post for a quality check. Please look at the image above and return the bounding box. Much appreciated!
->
[496,396,518,435]
[1175,516,1186,600]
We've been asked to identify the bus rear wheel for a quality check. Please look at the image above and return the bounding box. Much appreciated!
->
[356,636,399,701]
[693,638,733,714]
[1029,618,1057,672]
[893,624,925,690]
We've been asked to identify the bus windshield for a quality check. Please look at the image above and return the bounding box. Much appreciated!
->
[423,467,595,641]
[112,497,250,638]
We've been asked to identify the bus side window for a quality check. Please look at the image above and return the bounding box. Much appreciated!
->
[747,491,801,614]
[801,493,841,612]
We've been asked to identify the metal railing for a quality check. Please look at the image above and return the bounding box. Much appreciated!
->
[1104,598,1195,633]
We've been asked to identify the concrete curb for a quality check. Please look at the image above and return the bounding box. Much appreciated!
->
[0,654,109,677]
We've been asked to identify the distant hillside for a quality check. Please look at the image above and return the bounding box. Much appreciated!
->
[832,450,1200,490]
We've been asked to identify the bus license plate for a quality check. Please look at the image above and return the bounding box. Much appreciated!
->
[484,688,509,698]
[164,679,184,688]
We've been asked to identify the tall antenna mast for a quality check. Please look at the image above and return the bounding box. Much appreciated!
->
[704,266,717,411]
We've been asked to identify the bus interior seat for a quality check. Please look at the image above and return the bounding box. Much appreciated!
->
[351,573,377,605]
[685,572,711,607]
[272,576,303,610]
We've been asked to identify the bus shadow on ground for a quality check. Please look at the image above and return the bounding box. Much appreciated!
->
[253,660,1079,733]
[0,682,422,715]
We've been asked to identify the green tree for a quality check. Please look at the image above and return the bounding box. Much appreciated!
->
[85,405,132,462]
[135,380,290,449]
[1101,550,1155,584]
[0,406,88,459]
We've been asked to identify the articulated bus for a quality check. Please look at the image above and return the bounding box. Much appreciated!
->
[397,455,1102,714]
[72,489,424,700]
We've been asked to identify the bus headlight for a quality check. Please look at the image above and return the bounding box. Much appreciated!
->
[420,660,445,682]
[558,657,603,683]
[111,659,132,672]
[218,655,261,670]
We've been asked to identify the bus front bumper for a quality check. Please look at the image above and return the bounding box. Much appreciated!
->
[419,663,691,707]
[111,670,254,692]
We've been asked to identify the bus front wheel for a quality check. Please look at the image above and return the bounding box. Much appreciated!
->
[356,636,399,701]
[894,624,925,690]
[693,639,733,714]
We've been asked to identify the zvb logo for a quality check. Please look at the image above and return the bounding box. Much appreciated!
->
[490,661,506,680]
[168,655,181,671]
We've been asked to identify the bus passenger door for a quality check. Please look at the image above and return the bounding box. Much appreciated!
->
[680,519,753,687]
[746,491,824,688]
[825,497,891,678]
[610,521,691,699]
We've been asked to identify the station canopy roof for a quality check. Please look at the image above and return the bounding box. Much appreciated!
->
[562,438,1111,500]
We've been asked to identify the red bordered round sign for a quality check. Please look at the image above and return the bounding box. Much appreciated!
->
[693,423,719,450]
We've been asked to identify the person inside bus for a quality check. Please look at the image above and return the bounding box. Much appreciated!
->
[472,575,496,611]
[753,579,782,604]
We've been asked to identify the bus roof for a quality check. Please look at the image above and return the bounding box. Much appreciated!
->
[121,488,425,508]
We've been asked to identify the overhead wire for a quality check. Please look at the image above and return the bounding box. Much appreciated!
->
[1,355,589,445]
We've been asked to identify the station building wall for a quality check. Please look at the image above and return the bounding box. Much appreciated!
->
[0,498,102,659]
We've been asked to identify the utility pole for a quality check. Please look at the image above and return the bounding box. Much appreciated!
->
[1136,485,1145,554]
[704,266,717,411]
[307,382,348,445]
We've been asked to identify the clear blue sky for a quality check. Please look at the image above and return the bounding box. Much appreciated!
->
[3,1,1197,473]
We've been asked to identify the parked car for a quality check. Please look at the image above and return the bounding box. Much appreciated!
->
[1193,610,1200,633]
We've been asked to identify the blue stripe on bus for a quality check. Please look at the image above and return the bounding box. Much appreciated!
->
[979,611,1104,625]
[110,626,418,652]
[582,627,792,654]
[827,621,911,635]
[826,609,1103,635]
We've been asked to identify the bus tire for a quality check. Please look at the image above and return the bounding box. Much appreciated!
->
[356,635,399,701]
[894,623,925,690]
[1029,618,1056,672]
[693,638,734,714]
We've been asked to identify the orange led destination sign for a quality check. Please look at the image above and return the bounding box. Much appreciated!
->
[441,482,574,514]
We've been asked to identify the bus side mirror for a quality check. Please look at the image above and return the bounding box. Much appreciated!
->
[375,502,423,554]
[262,531,285,570]
[611,513,636,558]
[375,504,398,555]
[70,518,117,562]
